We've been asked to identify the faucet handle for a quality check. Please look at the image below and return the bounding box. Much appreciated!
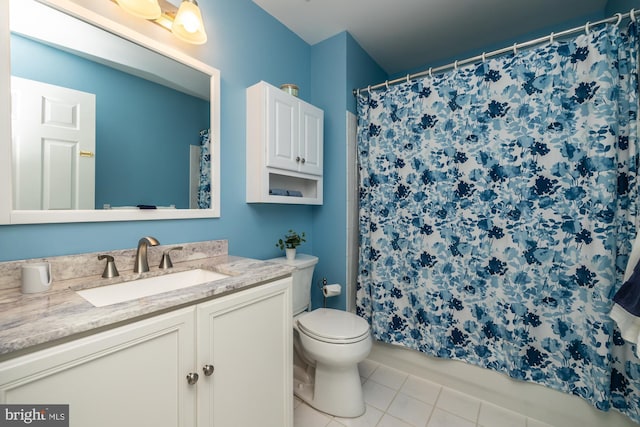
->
[159,246,183,269]
[98,254,119,278]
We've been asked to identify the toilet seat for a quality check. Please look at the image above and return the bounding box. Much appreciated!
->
[297,308,370,344]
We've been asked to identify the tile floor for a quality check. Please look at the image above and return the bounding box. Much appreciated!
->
[293,359,555,427]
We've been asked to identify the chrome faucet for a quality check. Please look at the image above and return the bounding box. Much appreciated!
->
[134,236,159,273]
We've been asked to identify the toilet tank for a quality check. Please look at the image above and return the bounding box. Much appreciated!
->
[267,254,318,315]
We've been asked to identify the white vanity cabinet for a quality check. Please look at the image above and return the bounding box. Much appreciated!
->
[0,277,292,427]
[246,81,324,205]
[0,307,196,427]
[196,277,292,426]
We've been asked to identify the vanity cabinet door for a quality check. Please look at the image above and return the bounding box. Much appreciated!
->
[196,277,292,427]
[0,307,196,427]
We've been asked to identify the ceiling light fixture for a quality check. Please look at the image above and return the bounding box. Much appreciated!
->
[114,0,208,45]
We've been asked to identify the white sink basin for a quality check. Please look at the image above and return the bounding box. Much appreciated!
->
[77,269,229,307]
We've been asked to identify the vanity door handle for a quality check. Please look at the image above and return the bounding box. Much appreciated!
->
[203,364,214,376]
[186,372,199,385]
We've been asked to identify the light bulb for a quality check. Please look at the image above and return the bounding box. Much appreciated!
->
[172,0,207,44]
[180,11,200,33]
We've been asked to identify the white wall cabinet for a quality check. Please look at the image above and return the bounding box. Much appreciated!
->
[0,278,292,427]
[247,81,323,204]
[264,87,323,176]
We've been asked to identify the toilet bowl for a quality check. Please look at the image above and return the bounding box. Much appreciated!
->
[294,308,372,417]
[268,254,372,418]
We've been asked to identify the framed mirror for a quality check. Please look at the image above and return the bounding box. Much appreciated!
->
[0,0,220,224]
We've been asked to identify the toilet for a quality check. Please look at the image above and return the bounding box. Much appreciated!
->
[269,254,372,418]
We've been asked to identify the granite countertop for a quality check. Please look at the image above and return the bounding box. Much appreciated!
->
[0,255,293,360]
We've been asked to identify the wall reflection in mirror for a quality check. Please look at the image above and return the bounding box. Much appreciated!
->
[10,2,211,211]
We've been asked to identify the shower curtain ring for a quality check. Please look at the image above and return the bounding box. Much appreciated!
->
[429,67,433,77]
[385,80,389,90]
[406,74,410,83]
[630,9,636,22]
[584,22,590,34]
[454,60,458,70]
[356,88,360,97]
[481,52,486,62]
[549,32,554,43]
[513,43,518,55]
[367,85,372,94]
[615,13,623,26]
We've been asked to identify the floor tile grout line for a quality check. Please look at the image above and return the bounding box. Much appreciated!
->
[380,373,414,427]
[366,370,405,427]
[423,385,444,427]
[369,363,443,427]
[474,398,483,426]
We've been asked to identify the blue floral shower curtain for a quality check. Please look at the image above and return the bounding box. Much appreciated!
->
[197,128,211,209]
[357,22,640,421]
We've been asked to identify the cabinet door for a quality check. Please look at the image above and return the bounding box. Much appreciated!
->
[266,86,299,172]
[298,102,323,176]
[196,278,292,427]
[0,308,196,427]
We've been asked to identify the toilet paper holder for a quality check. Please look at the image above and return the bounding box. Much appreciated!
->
[319,278,342,307]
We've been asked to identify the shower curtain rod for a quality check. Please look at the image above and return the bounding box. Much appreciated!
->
[353,9,636,96]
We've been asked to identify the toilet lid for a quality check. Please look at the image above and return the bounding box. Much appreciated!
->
[297,308,370,343]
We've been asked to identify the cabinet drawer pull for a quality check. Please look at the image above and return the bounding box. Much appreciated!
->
[203,364,215,376]
[186,372,199,385]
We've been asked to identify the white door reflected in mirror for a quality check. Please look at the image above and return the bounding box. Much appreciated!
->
[11,77,96,210]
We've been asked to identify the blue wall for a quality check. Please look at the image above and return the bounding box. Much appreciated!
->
[346,33,387,115]
[308,32,387,309]
[606,0,640,15]
[309,32,349,309]
[11,35,209,209]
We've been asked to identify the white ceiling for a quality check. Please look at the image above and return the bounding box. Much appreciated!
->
[252,0,608,75]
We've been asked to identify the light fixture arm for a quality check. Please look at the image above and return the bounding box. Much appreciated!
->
[114,0,208,45]
[115,0,161,20]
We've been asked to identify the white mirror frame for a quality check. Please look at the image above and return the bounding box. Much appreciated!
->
[0,0,220,224]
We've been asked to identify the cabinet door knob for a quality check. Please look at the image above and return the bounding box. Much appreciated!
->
[203,364,215,376]
[295,156,301,162]
[301,157,306,164]
[186,372,199,385]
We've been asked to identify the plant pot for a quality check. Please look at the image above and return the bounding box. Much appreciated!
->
[285,248,296,261]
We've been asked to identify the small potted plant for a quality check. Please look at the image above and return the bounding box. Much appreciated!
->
[276,229,306,260]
